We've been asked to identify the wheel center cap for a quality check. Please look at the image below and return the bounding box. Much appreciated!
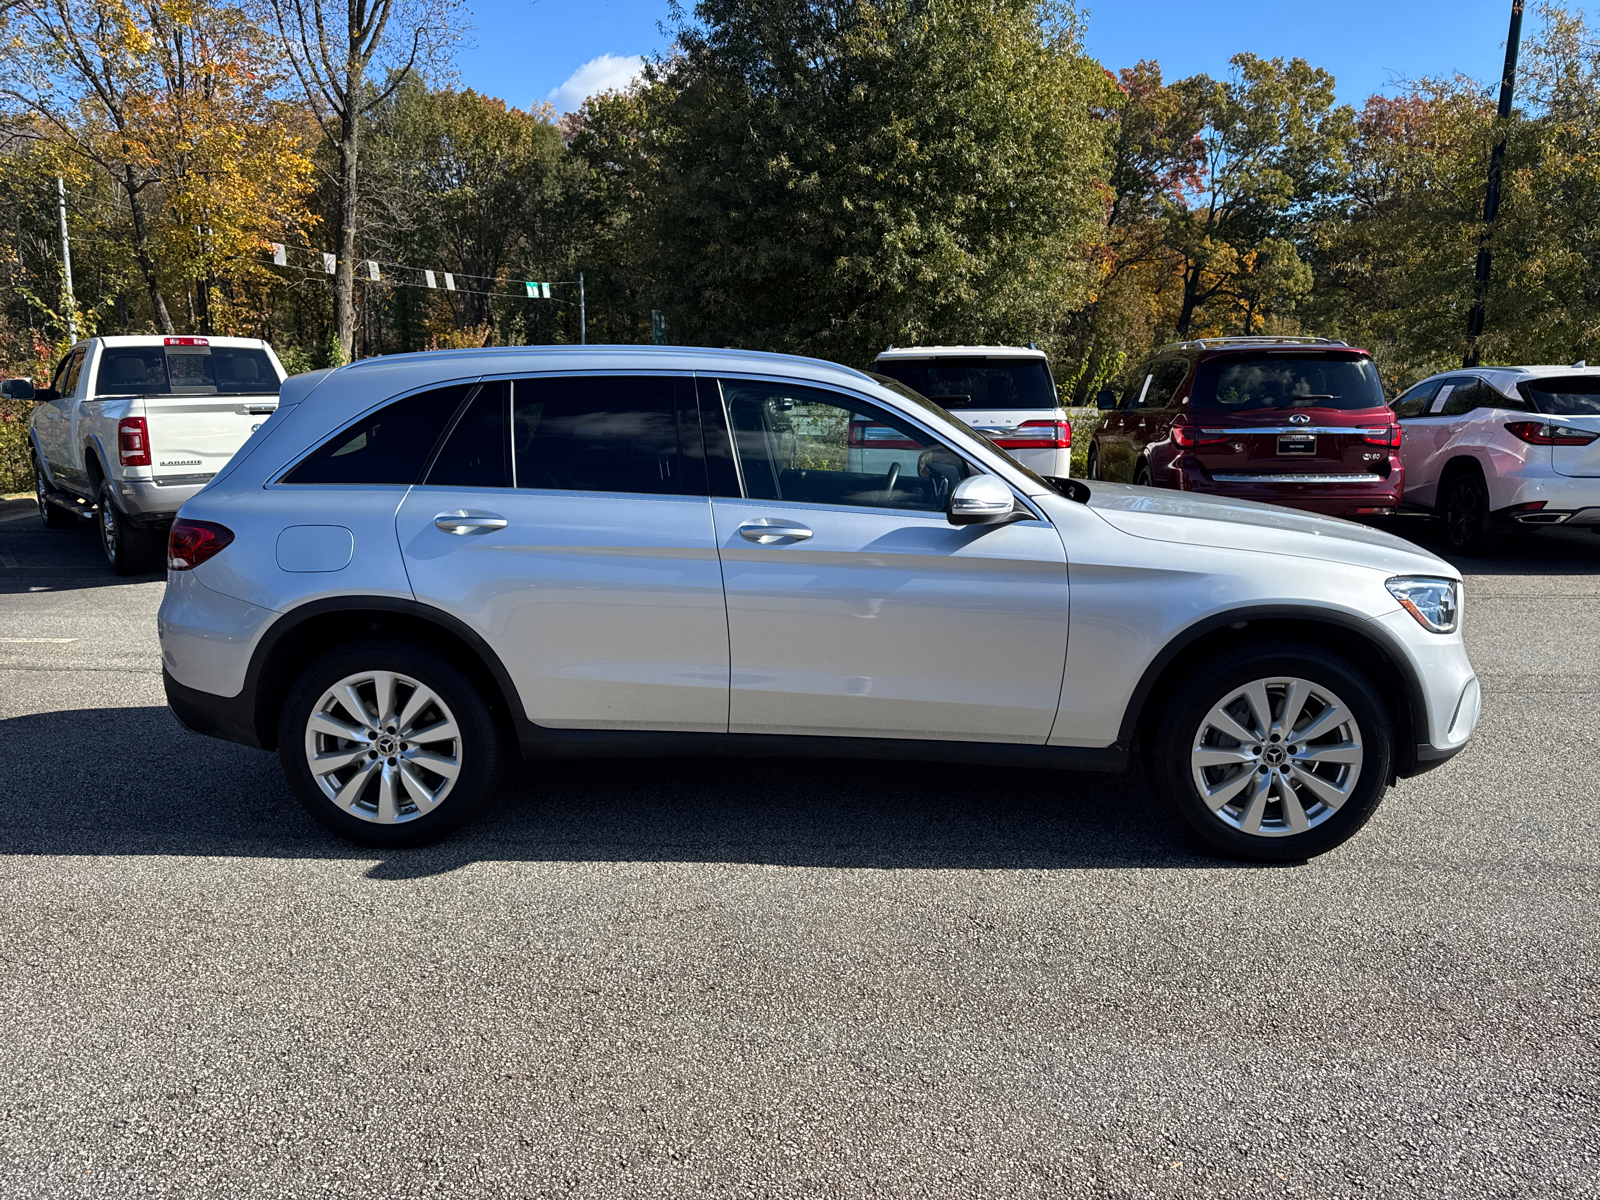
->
[376,733,399,756]
[1263,745,1286,766]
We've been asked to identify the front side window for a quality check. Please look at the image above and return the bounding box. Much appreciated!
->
[717,379,967,512]
[1192,353,1387,412]
[512,375,684,494]
[872,357,1057,410]
[1520,376,1600,415]
[60,349,86,396]
[1120,363,1154,409]
[282,384,474,485]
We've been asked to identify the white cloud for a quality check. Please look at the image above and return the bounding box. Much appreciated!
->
[549,54,644,112]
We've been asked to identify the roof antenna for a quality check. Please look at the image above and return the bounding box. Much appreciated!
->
[1576,360,1588,368]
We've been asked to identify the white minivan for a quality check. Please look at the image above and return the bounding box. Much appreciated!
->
[872,345,1072,478]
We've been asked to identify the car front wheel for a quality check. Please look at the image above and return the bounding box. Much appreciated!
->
[278,641,503,847]
[1147,643,1392,861]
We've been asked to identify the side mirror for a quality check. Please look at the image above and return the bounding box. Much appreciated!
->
[1095,388,1118,411]
[1,379,37,401]
[947,474,1017,526]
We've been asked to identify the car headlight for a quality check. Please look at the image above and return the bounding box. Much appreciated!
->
[1386,576,1459,633]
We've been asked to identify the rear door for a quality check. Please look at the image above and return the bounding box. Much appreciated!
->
[1186,353,1392,480]
[705,376,1069,743]
[394,373,730,733]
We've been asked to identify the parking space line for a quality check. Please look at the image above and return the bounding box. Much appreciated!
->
[0,638,78,643]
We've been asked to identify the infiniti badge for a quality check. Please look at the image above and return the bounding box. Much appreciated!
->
[1289,413,1312,425]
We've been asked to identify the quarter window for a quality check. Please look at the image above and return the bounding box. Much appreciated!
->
[512,375,685,495]
[716,379,966,512]
[281,384,473,485]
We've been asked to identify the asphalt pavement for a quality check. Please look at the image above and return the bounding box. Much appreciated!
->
[1,496,1596,1198]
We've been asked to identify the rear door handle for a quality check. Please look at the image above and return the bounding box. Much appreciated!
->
[738,519,813,544]
[434,511,507,535]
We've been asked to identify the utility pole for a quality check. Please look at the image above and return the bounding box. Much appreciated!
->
[56,177,77,343]
[579,272,586,345]
[1464,0,1525,367]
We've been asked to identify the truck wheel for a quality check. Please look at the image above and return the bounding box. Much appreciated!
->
[277,641,503,848]
[34,455,76,529]
[1146,642,1393,862]
[96,479,159,575]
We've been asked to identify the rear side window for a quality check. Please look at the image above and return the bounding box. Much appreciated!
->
[1191,353,1386,412]
[1438,378,1484,417]
[512,375,684,494]
[1138,359,1190,410]
[873,357,1056,410]
[282,384,473,485]
[1392,379,1442,419]
[1521,376,1600,415]
[426,382,510,488]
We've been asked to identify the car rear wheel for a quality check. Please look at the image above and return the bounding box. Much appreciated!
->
[97,479,159,574]
[34,454,75,529]
[1147,642,1392,862]
[278,641,503,847]
[1440,467,1492,555]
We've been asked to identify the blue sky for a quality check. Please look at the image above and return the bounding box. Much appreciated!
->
[456,0,1535,115]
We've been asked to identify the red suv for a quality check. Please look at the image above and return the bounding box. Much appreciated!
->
[1085,337,1403,517]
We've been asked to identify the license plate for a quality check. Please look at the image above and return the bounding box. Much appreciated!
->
[1277,434,1316,456]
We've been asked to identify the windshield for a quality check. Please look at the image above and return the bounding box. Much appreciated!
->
[95,346,279,396]
[874,357,1057,410]
[1520,376,1600,415]
[1190,353,1386,412]
[867,372,1056,491]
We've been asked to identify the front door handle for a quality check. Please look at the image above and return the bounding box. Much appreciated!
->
[434,511,507,535]
[738,519,813,544]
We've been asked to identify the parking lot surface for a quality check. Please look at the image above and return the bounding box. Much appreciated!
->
[2,496,1596,1198]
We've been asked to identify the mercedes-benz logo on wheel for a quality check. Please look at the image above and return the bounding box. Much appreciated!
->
[1289,413,1312,425]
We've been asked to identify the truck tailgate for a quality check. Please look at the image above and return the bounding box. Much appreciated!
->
[146,396,277,484]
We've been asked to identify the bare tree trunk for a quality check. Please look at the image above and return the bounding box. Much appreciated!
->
[123,168,175,334]
[335,107,360,361]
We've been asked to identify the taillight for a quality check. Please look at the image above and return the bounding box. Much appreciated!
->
[989,420,1071,449]
[847,418,921,450]
[118,417,151,466]
[1170,423,1228,449]
[1504,421,1600,446]
[167,519,234,570]
[1362,424,1403,448]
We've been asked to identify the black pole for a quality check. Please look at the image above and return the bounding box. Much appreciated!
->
[1465,0,1525,367]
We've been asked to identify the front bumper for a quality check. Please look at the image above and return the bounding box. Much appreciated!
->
[1368,608,1480,776]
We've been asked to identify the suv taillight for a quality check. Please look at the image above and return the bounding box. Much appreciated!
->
[989,420,1071,449]
[1505,421,1600,446]
[167,519,234,570]
[118,417,151,466]
[1170,422,1228,449]
[1361,423,1403,448]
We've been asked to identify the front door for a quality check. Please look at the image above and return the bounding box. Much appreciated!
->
[396,374,730,733]
[702,376,1069,743]
[34,348,83,481]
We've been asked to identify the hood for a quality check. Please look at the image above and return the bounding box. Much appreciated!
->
[1083,482,1457,579]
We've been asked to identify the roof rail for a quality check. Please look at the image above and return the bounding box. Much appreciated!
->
[1158,335,1348,353]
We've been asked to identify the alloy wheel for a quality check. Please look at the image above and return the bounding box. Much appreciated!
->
[1444,477,1485,551]
[1189,676,1364,837]
[99,498,118,564]
[303,670,463,824]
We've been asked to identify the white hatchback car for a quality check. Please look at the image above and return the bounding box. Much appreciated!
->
[1392,365,1600,552]
[872,345,1073,478]
[158,347,1478,861]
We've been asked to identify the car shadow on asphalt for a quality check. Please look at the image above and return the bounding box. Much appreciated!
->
[0,705,1269,875]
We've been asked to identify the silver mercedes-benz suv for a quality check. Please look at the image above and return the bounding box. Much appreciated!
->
[158,347,1479,861]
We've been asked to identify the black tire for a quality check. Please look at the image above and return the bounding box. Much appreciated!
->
[33,454,76,529]
[1133,460,1153,488]
[277,640,504,848]
[96,478,159,574]
[1086,445,1101,481]
[1439,465,1493,556]
[1146,641,1393,862]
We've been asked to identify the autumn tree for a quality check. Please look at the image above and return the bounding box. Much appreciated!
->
[263,0,461,361]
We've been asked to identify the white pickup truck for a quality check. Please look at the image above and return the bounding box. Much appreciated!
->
[3,335,286,575]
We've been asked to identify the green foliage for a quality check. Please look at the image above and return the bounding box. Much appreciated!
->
[626,0,1116,364]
